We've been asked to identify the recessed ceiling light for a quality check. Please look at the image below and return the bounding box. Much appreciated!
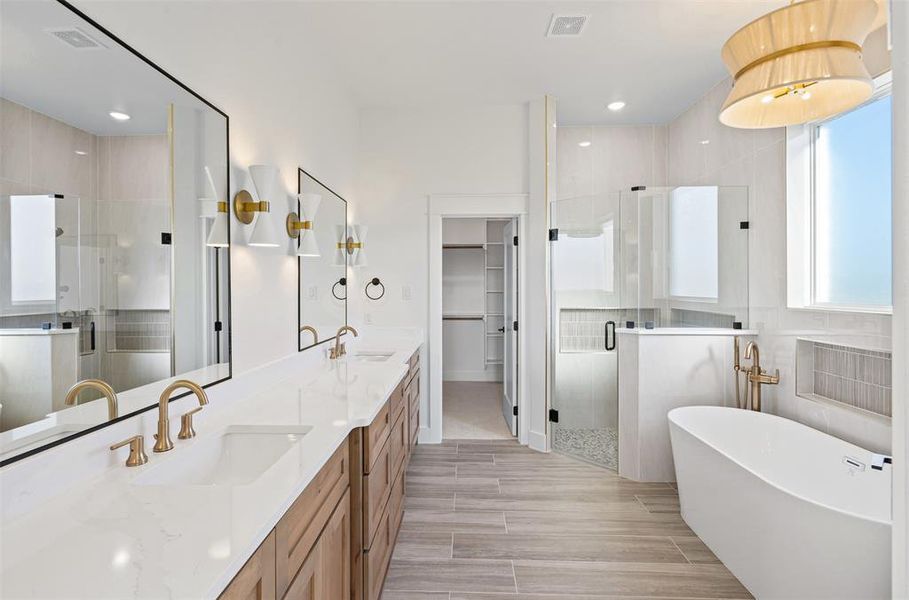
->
[74,150,87,156]
[606,101,626,112]
[578,141,591,148]
[699,139,710,145]
[109,111,130,121]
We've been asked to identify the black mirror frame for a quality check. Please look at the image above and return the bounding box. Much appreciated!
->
[297,167,348,352]
[0,0,232,468]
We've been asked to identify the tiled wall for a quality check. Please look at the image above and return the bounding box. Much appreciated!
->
[111,310,171,352]
[666,75,893,453]
[670,308,736,329]
[560,308,658,352]
[809,342,893,418]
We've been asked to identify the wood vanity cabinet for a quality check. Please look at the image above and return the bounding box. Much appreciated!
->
[220,348,422,600]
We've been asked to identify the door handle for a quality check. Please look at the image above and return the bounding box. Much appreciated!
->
[605,321,616,351]
[498,327,505,332]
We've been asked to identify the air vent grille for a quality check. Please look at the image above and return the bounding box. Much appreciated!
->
[547,15,589,37]
[47,28,105,50]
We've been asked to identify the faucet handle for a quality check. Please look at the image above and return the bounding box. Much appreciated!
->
[178,407,204,440]
[110,435,149,467]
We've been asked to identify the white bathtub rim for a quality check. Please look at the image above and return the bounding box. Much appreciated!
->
[668,405,892,527]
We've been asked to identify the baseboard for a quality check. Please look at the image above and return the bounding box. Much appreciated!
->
[528,429,548,452]
[418,425,442,445]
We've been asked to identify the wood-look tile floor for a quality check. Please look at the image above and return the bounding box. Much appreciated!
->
[381,439,752,600]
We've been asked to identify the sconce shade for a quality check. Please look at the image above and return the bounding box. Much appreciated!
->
[297,230,320,257]
[351,224,368,267]
[249,165,280,203]
[206,210,229,247]
[299,193,322,221]
[719,0,878,129]
[334,225,347,267]
[248,211,279,247]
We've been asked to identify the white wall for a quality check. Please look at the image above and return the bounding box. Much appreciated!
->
[667,78,892,453]
[350,105,529,328]
[75,1,360,374]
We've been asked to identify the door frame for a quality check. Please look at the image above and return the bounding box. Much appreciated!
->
[502,218,518,435]
[426,194,529,445]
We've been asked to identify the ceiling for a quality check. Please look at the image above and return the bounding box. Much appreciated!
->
[0,0,219,135]
[288,0,789,125]
[22,0,797,130]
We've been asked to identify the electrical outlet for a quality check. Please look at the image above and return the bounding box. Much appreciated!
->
[365,313,373,324]
[308,286,318,300]
[402,285,411,301]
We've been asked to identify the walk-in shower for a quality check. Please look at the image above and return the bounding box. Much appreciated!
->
[549,185,749,468]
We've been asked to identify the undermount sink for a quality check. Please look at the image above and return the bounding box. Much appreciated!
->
[132,424,312,486]
[348,350,394,363]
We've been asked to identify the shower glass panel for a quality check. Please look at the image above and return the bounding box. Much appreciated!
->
[550,192,626,469]
[550,185,748,469]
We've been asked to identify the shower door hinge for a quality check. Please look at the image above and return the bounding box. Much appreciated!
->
[548,409,559,423]
[740,221,750,229]
[513,406,518,416]
[513,235,518,246]
[548,228,559,241]
[513,321,518,331]
[161,232,172,245]
[214,320,223,332]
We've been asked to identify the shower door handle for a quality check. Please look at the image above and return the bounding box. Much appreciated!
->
[605,321,616,351]
[90,321,96,352]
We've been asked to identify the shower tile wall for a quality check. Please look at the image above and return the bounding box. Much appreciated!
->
[559,307,658,351]
[111,310,170,352]
[809,342,892,417]
[670,308,737,328]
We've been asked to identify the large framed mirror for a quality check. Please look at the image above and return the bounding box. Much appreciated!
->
[0,0,231,466]
[297,169,347,351]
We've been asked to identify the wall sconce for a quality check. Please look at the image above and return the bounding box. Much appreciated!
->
[287,193,321,257]
[233,165,279,247]
[202,167,228,248]
[336,224,369,267]
[206,201,229,248]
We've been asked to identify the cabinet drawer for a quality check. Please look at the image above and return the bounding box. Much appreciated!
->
[219,531,276,600]
[363,437,392,548]
[364,506,393,600]
[276,439,349,599]
[409,407,419,448]
[364,402,391,474]
[390,378,406,424]
[388,461,406,534]
[389,409,407,477]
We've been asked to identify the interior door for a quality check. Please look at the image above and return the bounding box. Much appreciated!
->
[501,219,518,435]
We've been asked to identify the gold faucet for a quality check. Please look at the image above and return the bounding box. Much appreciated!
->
[330,325,358,359]
[300,325,318,345]
[64,379,118,420]
[153,380,209,453]
[743,341,780,412]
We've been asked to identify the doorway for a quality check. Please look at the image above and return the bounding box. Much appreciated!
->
[441,217,516,439]
[426,194,529,445]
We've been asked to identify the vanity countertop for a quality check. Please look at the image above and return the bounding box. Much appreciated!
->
[0,334,421,599]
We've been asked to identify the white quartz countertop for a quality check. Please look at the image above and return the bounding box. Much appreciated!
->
[0,334,421,599]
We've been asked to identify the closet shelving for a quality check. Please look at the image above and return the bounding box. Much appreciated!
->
[442,218,508,374]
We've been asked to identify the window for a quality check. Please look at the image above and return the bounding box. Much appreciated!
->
[669,186,718,300]
[787,73,892,313]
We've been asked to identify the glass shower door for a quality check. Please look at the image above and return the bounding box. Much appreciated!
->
[549,192,627,469]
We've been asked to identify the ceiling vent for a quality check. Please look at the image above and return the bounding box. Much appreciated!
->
[46,27,106,50]
[546,14,589,37]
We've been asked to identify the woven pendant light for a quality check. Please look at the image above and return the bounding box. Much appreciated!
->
[719,0,879,129]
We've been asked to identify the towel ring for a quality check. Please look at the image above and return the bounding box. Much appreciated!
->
[331,277,347,300]
[365,277,385,301]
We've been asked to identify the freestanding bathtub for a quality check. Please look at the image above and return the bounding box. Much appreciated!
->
[668,406,891,600]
